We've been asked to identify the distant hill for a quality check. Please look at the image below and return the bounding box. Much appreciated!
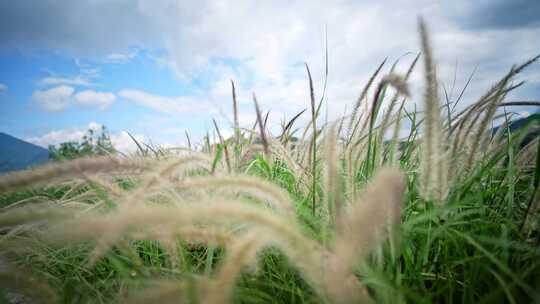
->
[0,132,49,174]
[492,113,539,147]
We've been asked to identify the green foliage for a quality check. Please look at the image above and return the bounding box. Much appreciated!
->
[48,126,115,161]
[1,118,539,304]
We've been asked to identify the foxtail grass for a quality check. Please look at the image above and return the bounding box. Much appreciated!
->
[0,18,539,304]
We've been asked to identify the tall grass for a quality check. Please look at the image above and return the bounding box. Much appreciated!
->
[0,19,539,304]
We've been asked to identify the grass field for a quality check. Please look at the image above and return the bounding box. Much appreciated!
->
[0,19,539,304]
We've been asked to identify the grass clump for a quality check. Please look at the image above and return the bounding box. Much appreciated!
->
[0,18,539,304]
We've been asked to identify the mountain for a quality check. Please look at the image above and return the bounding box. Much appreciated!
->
[492,113,539,147]
[0,132,49,174]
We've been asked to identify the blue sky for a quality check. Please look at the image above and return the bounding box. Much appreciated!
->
[0,1,539,152]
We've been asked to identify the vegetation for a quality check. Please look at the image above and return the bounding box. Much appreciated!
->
[0,19,539,304]
[48,126,115,161]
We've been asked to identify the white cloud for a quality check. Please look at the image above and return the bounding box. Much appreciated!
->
[4,1,540,138]
[26,124,90,147]
[38,75,92,87]
[26,122,148,154]
[133,1,540,123]
[32,85,75,112]
[74,90,116,109]
[105,51,137,64]
[118,89,208,114]
[0,83,7,92]
[87,121,103,131]
[110,131,148,154]
[31,86,115,111]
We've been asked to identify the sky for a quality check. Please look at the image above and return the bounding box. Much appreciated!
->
[0,0,539,152]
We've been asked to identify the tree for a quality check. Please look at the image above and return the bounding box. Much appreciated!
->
[48,126,115,161]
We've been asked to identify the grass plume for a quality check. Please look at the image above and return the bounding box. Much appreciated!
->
[0,18,538,304]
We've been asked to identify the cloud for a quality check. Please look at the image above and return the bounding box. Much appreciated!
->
[38,75,92,87]
[0,1,157,55]
[37,66,100,87]
[74,90,116,109]
[110,131,148,154]
[133,1,539,122]
[0,83,7,92]
[26,122,147,154]
[3,1,540,126]
[31,86,116,111]
[104,51,137,64]
[26,123,90,147]
[31,85,75,112]
[87,121,103,131]
[118,89,208,114]
[451,0,540,30]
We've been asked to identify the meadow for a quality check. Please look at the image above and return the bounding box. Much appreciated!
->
[0,19,539,304]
